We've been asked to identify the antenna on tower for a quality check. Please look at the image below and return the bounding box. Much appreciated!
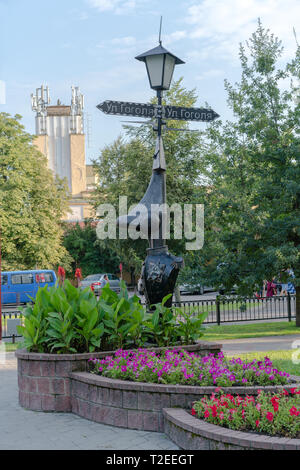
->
[31,85,50,115]
[31,84,50,134]
[159,16,163,45]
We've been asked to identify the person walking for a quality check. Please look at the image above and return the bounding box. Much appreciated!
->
[266,279,276,297]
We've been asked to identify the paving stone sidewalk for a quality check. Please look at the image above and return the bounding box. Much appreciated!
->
[0,353,179,450]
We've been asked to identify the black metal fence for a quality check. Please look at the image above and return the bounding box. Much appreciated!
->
[1,311,24,341]
[0,294,296,340]
[173,294,296,325]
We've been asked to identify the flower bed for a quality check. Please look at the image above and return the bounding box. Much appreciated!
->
[88,349,290,387]
[16,342,221,413]
[192,388,300,439]
[163,408,300,450]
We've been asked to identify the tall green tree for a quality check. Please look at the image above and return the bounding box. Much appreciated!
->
[0,113,70,270]
[195,21,300,325]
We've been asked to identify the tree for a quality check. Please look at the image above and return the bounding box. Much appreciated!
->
[195,20,300,325]
[91,79,204,275]
[62,221,121,278]
[0,113,70,270]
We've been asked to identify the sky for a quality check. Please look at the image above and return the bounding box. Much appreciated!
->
[0,0,299,163]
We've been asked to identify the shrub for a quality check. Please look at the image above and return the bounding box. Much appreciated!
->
[192,388,300,438]
[17,281,104,353]
[17,282,209,353]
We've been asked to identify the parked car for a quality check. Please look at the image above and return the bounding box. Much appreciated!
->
[137,277,144,296]
[179,283,214,295]
[80,273,123,295]
[1,270,57,305]
[218,285,237,295]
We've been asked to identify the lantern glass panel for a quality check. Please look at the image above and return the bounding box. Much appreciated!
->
[145,55,164,89]
[163,55,176,89]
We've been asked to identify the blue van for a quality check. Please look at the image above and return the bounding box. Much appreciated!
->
[1,270,57,305]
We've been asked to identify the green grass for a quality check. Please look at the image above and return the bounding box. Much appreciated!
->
[227,349,300,377]
[203,321,300,342]
[0,342,24,352]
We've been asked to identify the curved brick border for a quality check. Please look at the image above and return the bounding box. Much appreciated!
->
[16,344,300,434]
[15,341,221,413]
[163,408,300,450]
[69,372,300,432]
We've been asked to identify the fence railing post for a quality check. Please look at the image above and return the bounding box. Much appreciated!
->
[287,293,292,322]
[216,299,221,326]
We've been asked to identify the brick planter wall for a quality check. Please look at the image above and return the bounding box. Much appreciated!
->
[69,372,300,432]
[15,341,221,413]
[163,408,300,450]
[16,350,100,412]
[16,343,300,436]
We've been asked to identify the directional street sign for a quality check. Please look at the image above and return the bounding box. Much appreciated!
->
[97,101,156,119]
[163,105,219,122]
[97,100,219,122]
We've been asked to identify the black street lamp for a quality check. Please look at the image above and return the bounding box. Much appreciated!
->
[135,44,184,140]
[135,44,184,92]
[97,27,219,307]
[132,42,184,307]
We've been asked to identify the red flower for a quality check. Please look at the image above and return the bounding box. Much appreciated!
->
[58,266,65,278]
[289,388,300,395]
[289,406,300,417]
[210,405,218,417]
[256,420,260,428]
[75,268,82,279]
[271,396,279,412]
[191,408,196,416]
[266,412,274,422]
[204,409,210,418]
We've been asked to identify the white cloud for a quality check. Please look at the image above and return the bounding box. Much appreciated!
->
[86,0,136,15]
[196,69,224,81]
[163,30,187,45]
[111,36,136,46]
[185,0,300,60]
[95,36,137,56]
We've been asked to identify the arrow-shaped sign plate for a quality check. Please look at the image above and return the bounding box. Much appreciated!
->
[97,100,219,122]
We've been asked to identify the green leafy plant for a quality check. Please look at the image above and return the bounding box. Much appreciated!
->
[98,281,148,350]
[175,308,208,345]
[17,280,209,354]
[17,303,47,353]
[46,311,78,354]
[144,294,179,347]
[18,281,105,353]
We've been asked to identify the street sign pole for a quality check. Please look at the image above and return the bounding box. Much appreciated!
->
[97,92,219,308]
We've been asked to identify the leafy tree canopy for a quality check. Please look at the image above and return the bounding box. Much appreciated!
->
[0,113,70,270]
[181,20,300,324]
